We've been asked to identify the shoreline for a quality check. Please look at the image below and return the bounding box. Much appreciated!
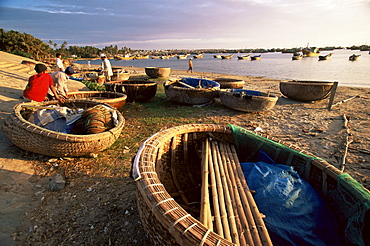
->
[0,51,369,245]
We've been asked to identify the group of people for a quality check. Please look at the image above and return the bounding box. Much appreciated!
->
[23,53,114,103]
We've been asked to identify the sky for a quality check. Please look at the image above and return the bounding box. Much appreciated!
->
[0,0,369,50]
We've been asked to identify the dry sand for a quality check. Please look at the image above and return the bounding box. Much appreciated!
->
[0,51,369,245]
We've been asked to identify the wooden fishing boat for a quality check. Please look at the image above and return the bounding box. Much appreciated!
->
[104,80,157,103]
[164,78,220,105]
[111,71,130,81]
[133,124,370,246]
[221,54,233,59]
[318,53,333,61]
[250,55,261,60]
[302,47,320,57]
[67,91,127,110]
[213,55,222,58]
[349,54,361,61]
[220,89,278,112]
[177,54,188,59]
[193,54,204,59]
[145,67,171,78]
[280,80,335,101]
[237,55,251,60]
[2,100,125,157]
[210,78,245,89]
[292,54,303,60]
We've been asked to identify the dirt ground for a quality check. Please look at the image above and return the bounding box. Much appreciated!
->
[0,51,369,245]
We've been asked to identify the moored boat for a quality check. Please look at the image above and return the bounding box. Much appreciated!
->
[302,47,320,57]
[220,89,278,112]
[280,80,335,101]
[318,53,333,60]
[250,55,261,60]
[177,54,189,59]
[193,54,204,59]
[133,123,370,246]
[213,54,222,58]
[349,54,361,61]
[237,55,251,60]
[164,77,220,105]
[221,54,233,59]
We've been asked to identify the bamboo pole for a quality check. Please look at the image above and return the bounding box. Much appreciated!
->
[224,143,261,246]
[208,141,224,237]
[200,139,210,226]
[212,141,240,245]
[210,140,231,241]
[220,142,252,246]
[340,114,353,172]
[184,133,197,186]
[229,144,273,246]
[170,135,189,205]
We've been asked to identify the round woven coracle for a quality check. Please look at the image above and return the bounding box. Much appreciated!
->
[2,99,125,157]
[211,78,245,89]
[145,67,171,78]
[134,124,370,246]
[279,80,335,101]
[105,80,157,102]
[68,91,127,110]
[164,78,220,105]
[220,89,278,112]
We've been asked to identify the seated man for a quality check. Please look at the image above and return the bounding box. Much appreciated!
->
[48,66,75,99]
[23,64,65,103]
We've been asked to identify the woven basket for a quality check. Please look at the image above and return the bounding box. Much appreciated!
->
[211,78,245,89]
[2,99,125,157]
[279,80,335,101]
[145,67,171,78]
[219,89,278,112]
[68,91,127,110]
[105,80,157,102]
[164,80,220,105]
[134,124,370,246]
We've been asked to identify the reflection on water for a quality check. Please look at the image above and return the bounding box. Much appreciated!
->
[76,49,370,88]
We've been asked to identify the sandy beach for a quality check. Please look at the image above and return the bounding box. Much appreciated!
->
[0,51,369,245]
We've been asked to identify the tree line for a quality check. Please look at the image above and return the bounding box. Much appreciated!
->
[0,28,134,61]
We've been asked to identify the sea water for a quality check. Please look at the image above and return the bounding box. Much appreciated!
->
[75,49,370,88]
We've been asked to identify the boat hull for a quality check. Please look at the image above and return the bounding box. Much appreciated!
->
[280,80,335,101]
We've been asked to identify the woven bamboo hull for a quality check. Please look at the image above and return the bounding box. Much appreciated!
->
[164,79,220,105]
[220,90,278,112]
[279,80,334,101]
[145,67,171,78]
[211,78,245,89]
[2,100,125,157]
[105,80,157,102]
[68,91,127,110]
[134,124,370,246]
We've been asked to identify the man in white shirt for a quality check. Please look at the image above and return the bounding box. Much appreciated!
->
[100,54,113,81]
[56,53,65,71]
[48,66,75,99]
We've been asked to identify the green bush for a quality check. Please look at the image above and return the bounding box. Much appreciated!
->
[11,50,33,58]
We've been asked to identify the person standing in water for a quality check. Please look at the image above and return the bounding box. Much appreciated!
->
[187,58,193,73]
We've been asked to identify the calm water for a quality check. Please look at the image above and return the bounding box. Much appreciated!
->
[76,49,370,88]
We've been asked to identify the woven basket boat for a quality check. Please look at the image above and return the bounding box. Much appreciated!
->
[145,67,171,78]
[219,89,278,112]
[68,91,127,110]
[104,80,157,103]
[2,99,125,157]
[133,124,370,246]
[280,80,335,101]
[164,78,220,105]
[210,78,245,89]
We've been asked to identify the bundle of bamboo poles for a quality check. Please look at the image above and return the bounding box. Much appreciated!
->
[200,138,273,246]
